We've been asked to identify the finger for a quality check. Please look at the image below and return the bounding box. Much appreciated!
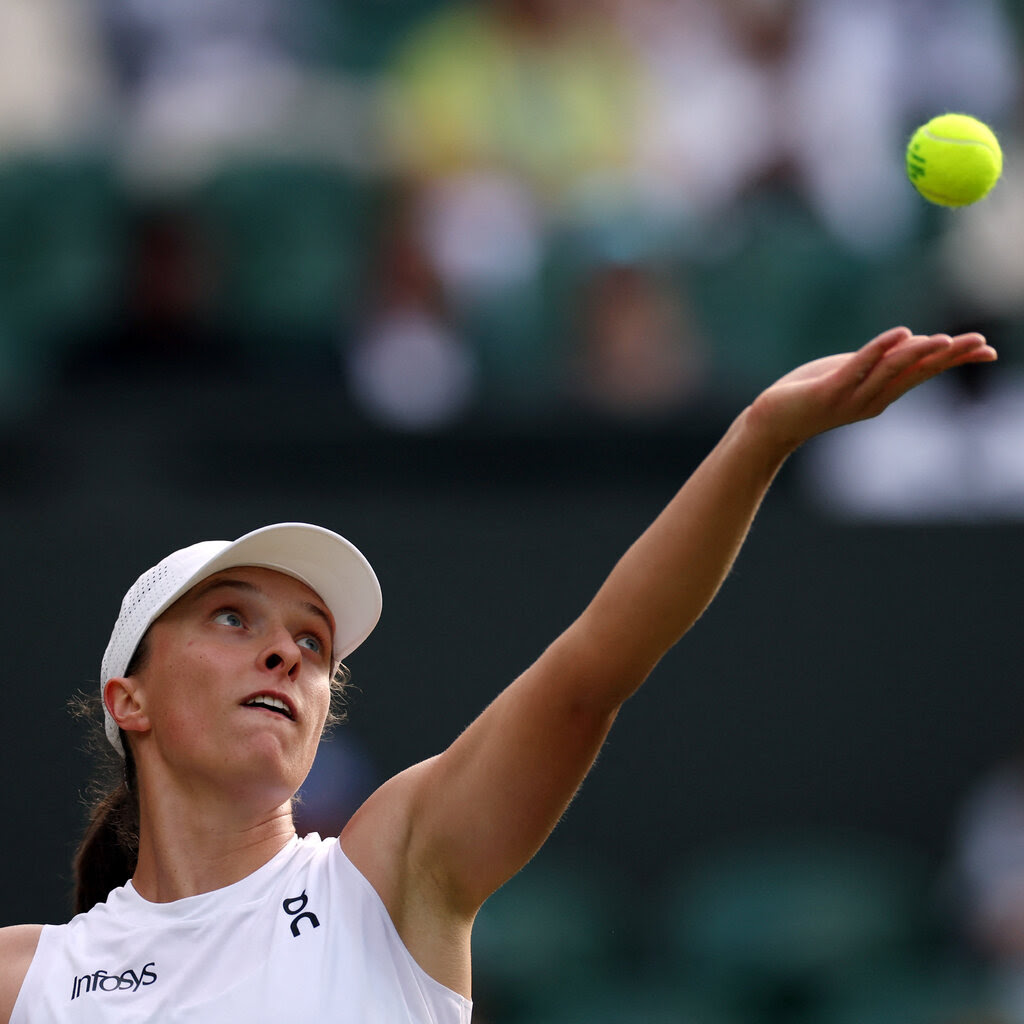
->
[923,332,986,359]
[846,327,934,387]
[952,331,989,347]
[850,326,913,374]
[854,333,952,392]
[846,336,953,415]
[903,333,995,377]
[863,333,994,411]
[945,333,998,366]
[867,325,915,351]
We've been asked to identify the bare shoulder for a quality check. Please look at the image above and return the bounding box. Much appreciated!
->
[340,758,438,900]
[340,759,473,997]
[0,925,43,1022]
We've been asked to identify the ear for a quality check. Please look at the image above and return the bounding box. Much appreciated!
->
[103,676,151,738]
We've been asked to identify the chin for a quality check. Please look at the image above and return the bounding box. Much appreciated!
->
[213,742,302,802]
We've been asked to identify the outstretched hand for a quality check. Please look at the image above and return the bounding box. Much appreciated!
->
[748,326,997,453]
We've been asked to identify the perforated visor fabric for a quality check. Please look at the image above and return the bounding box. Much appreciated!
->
[101,540,228,690]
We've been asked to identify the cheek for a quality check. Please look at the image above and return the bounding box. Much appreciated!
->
[144,647,228,740]
[310,678,334,734]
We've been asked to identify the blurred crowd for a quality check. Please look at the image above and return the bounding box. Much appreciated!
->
[1,0,1022,445]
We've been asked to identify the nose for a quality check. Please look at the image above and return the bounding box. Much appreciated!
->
[262,631,301,680]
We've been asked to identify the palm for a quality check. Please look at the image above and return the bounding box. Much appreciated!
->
[771,352,854,388]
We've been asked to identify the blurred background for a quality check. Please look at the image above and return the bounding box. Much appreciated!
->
[3,0,1024,1020]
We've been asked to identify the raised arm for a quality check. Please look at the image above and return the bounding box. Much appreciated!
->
[341,328,995,992]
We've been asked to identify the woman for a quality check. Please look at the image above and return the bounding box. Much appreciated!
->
[0,327,996,1021]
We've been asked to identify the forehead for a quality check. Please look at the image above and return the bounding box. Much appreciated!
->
[180,566,334,629]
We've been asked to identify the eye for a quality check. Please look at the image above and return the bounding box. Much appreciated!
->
[297,634,324,655]
[213,610,245,629]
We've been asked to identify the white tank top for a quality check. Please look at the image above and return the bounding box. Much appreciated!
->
[12,834,472,1023]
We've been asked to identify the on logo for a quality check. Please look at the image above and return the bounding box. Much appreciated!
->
[283,891,321,937]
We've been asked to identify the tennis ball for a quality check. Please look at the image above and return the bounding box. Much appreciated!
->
[906,113,1003,208]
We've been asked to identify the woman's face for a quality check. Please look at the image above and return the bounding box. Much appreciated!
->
[125,566,336,809]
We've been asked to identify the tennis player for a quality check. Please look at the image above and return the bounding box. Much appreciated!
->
[0,327,995,1021]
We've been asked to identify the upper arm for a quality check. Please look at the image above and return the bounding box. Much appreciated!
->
[346,621,626,917]
[341,628,622,995]
[341,414,784,957]
[416,631,623,909]
[0,925,42,1024]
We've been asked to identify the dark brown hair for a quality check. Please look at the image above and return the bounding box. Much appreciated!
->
[70,635,351,915]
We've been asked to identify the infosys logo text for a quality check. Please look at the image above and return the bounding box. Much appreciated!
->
[71,963,157,1001]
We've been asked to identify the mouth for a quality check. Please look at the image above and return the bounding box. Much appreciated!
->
[242,693,295,721]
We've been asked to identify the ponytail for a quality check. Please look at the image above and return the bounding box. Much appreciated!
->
[71,747,140,915]
[68,639,147,916]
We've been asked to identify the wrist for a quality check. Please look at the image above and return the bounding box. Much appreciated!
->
[735,400,804,468]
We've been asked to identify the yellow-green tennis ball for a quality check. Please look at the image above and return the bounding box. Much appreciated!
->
[906,113,1003,208]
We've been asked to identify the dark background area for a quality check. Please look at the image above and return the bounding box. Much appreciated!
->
[1,386,1018,927]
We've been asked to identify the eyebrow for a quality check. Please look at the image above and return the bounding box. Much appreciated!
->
[190,577,334,638]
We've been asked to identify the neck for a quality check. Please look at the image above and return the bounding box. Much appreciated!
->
[131,771,297,903]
